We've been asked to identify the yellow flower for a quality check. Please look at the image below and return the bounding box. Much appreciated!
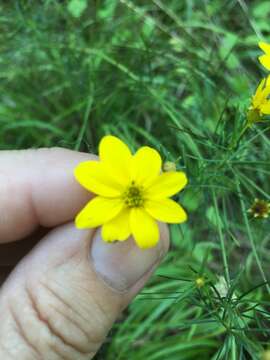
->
[195,277,205,288]
[74,135,188,249]
[247,76,270,125]
[247,198,270,219]
[258,41,270,71]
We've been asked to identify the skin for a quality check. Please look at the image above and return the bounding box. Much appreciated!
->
[0,148,169,360]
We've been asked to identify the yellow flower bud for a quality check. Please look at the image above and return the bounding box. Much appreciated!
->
[195,277,205,288]
[262,350,270,360]
[163,161,176,172]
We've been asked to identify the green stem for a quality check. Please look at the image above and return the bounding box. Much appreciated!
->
[229,122,249,150]
[212,189,230,283]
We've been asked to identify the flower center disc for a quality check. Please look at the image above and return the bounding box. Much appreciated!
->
[253,203,268,216]
[124,183,144,208]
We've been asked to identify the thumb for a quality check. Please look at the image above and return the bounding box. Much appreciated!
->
[0,222,169,360]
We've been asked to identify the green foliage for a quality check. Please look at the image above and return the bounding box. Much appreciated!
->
[67,0,88,18]
[1,1,270,359]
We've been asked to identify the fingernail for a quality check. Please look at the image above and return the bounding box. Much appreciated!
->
[91,229,168,292]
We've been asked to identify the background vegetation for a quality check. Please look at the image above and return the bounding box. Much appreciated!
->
[1,1,270,359]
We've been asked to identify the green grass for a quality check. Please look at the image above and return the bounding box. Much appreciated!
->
[1,1,270,359]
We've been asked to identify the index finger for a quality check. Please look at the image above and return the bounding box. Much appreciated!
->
[0,147,95,243]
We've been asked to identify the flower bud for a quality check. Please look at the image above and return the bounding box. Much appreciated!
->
[163,161,176,172]
[262,350,270,360]
[195,277,205,288]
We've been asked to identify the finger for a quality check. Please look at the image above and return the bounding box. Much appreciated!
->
[0,223,169,360]
[0,148,95,243]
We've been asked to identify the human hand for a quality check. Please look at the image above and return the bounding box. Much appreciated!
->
[0,148,169,360]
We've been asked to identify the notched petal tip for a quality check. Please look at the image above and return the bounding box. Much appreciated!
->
[101,210,131,242]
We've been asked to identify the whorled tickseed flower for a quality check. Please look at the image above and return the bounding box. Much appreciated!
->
[247,198,270,219]
[247,76,270,126]
[74,135,188,249]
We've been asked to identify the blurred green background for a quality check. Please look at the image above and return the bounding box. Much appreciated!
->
[1,1,270,359]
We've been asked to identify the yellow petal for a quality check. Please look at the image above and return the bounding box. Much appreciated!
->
[261,85,270,98]
[253,78,266,105]
[102,209,131,242]
[258,41,270,54]
[258,55,270,71]
[75,196,123,228]
[145,198,187,223]
[74,161,123,197]
[260,103,270,114]
[130,208,159,249]
[99,135,132,185]
[131,146,162,186]
[146,171,187,199]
